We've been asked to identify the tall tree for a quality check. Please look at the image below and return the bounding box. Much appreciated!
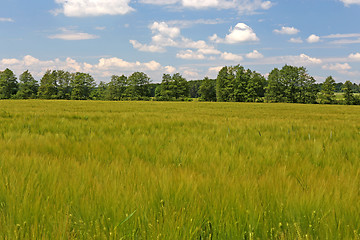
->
[247,71,266,102]
[70,72,96,100]
[172,73,188,99]
[160,73,174,100]
[265,68,284,102]
[106,75,128,100]
[342,80,355,105]
[126,72,151,99]
[16,70,38,99]
[199,77,216,101]
[38,70,58,99]
[55,70,72,100]
[0,68,18,99]
[319,76,336,104]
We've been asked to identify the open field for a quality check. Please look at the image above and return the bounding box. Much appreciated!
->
[0,100,359,239]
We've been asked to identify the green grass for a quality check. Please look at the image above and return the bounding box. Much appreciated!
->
[0,100,359,239]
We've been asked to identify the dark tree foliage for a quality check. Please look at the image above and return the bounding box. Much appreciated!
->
[0,68,18,99]
[216,65,266,102]
[199,77,216,101]
[188,80,202,98]
[126,72,151,100]
[265,65,318,104]
[16,70,38,99]
[159,73,188,100]
[106,75,128,100]
[319,76,336,104]
[70,72,96,100]
[342,80,355,105]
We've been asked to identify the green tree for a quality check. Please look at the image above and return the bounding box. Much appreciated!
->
[216,66,233,102]
[91,81,107,100]
[319,76,336,104]
[38,70,58,99]
[172,73,188,99]
[247,71,266,102]
[266,68,284,102]
[0,68,18,99]
[16,70,38,99]
[199,77,216,101]
[126,72,151,99]
[70,72,96,100]
[55,70,72,100]
[160,74,174,100]
[106,75,128,100]
[342,80,355,105]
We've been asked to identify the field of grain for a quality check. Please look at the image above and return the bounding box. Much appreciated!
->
[0,100,359,239]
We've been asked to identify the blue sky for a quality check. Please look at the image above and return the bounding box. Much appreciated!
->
[1,0,360,83]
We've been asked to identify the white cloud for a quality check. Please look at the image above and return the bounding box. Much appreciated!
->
[197,47,221,55]
[322,63,352,71]
[349,52,360,61]
[340,0,360,6]
[176,50,205,59]
[53,0,134,17]
[212,23,259,44]
[330,38,360,44]
[221,52,244,61]
[323,33,360,38]
[289,37,303,43]
[307,34,321,43]
[139,0,272,14]
[164,66,177,73]
[150,22,180,38]
[182,0,219,8]
[0,18,14,22]
[131,21,218,53]
[1,58,20,65]
[182,70,200,79]
[129,40,166,53]
[246,50,263,59]
[273,26,299,35]
[48,27,99,40]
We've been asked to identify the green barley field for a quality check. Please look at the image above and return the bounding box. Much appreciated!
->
[0,100,359,239]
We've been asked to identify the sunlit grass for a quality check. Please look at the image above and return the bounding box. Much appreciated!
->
[0,100,359,239]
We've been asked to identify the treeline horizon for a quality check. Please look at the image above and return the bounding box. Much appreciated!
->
[0,66,359,105]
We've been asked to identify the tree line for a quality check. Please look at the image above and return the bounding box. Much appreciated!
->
[1,65,359,105]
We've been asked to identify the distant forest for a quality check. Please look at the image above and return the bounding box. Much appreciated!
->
[0,65,359,105]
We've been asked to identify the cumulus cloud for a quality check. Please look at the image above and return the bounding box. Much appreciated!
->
[246,50,263,59]
[48,27,99,40]
[340,0,360,6]
[289,37,303,43]
[139,0,272,14]
[322,63,352,71]
[130,21,218,53]
[349,52,360,60]
[211,23,259,44]
[129,40,166,53]
[182,0,219,8]
[176,50,205,59]
[0,18,14,22]
[306,34,321,43]
[221,52,244,61]
[273,26,299,35]
[53,0,134,17]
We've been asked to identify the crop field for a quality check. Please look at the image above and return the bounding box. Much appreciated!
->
[0,100,359,239]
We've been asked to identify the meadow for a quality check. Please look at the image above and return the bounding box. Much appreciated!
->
[0,100,359,239]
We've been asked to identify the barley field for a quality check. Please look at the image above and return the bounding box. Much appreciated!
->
[0,100,359,239]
